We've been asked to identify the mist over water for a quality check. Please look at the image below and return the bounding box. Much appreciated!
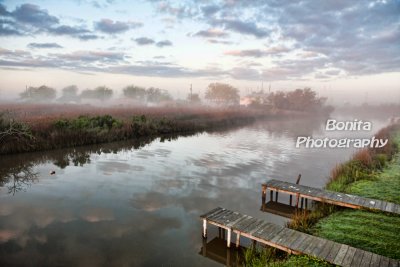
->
[0,116,388,266]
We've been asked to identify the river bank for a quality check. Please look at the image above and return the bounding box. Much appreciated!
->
[245,123,400,266]
[0,103,322,155]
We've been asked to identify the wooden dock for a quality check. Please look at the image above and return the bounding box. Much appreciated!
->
[201,207,400,267]
[262,179,400,214]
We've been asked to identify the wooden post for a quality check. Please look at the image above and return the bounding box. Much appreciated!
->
[203,219,207,238]
[227,229,231,248]
[236,232,240,248]
[226,245,231,266]
[275,191,279,202]
[218,227,222,238]
[290,174,301,206]
[202,235,207,256]
[296,174,302,184]
[262,185,267,199]
[222,228,225,239]
[295,193,300,209]
[305,199,308,209]
[262,185,266,210]
[301,197,304,209]
[270,190,273,201]
[252,240,257,247]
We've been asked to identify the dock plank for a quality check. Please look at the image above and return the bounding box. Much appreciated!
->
[201,207,400,266]
[262,179,400,214]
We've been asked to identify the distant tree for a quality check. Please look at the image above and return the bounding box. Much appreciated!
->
[268,88,330,112]
[58,85,80,103]
[146,87,172,103]
[187,93,201,104]
[267,91,289,109]
[123,85,146,101]
[20,85,56,102]
[81,86,113,101]
[205,83,240,105]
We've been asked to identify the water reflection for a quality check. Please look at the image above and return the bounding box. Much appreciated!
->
[0,116,389,266]
[0,163,38,195]
[200,237,244,267]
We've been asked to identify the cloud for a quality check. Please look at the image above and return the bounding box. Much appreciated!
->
[78,34,99,40]
[53,50,125,63]
[207,39,233,45]
[48,25,89,35]
[193,28,228,38]
[156,40,172,47]
[224,47,289,58]
[11,3,59,28]
[0,3,98,40]
[214,19,269,38]
[28,42,63,49]
[201,4,220,17]
[95,19,142,34]
[225,49,266,58]
[0,18,22,36]
[134,37,155,45]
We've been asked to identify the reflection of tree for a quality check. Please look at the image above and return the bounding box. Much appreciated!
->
[0,164,38,195]
[70,151,91,167]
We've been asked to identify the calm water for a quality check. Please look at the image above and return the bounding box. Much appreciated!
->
[0,116,388,266]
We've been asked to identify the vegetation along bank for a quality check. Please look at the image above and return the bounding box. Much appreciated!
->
[244,123,400,266]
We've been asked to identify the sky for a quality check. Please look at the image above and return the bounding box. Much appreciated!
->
[0,0,399,103]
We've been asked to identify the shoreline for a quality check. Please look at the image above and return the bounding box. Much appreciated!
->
[245,122,400,266]
[0,104,327,155]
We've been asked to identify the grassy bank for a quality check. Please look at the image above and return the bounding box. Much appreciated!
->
[244,123,400,266]
[287,123,400,260]
[0,103,322,155]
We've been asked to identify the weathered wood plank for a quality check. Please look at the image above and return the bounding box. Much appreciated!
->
[388,258,399,267]
[378,256,391,267]
[296,235,315,253]
[289,234,309,252]
[200,207,223,218]
[350,249,365,267]
[317,240,335,259]
[226,214,248,228]
[263,179,399,214]
[248,221,270,235]
[369,253,382,267]
[332,244,349,266]
[252,223,279,239]
[209,209,230,220]
[307,237,328,257]
[201,207,400,267]
[341,246,357,267]
[360,251,373,267]
[325,242,342,263]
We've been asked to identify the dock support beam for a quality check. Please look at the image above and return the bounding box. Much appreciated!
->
[227,229,231,247]
[236,232,240,248]
[203,219,207,238]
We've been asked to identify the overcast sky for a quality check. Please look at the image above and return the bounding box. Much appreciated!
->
[0,0,399,103]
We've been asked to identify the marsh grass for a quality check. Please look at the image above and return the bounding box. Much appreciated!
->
[0,105,265,154]
[313,210,400,259]
[243,245,333,267]
[346,153,400,203]
[286,124,400,260]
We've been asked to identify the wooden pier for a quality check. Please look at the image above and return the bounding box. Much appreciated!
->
[262,179,400,214]
[201,207,400,267]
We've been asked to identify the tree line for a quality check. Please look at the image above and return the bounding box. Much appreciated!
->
[19,83,331,112]
[20,85,174,104]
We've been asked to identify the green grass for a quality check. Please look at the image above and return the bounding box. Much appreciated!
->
[311,131,400,260]
[313,210,400,259]
[243,246,332,267]
[346,155,400,203]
